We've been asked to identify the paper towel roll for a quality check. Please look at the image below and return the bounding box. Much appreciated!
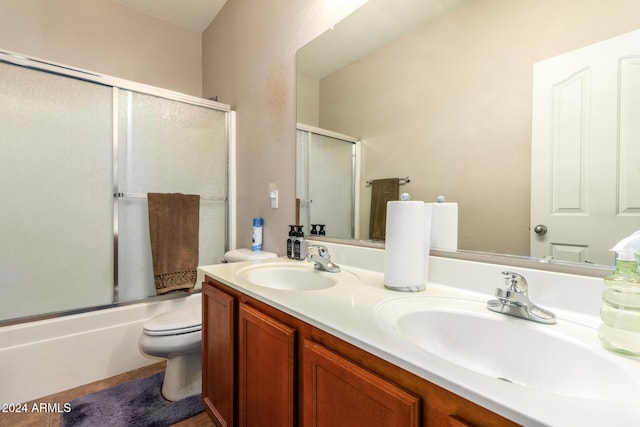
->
[384,200,425,291]
[425,202,458,251]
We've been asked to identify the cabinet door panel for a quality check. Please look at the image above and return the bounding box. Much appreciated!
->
[202,285,236,427]
[238,303,296,427]
[303,339,420,427]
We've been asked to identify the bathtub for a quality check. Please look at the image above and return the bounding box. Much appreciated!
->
[0,293,201,403]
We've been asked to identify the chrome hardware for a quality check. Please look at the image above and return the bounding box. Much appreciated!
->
[487,271,556,324]
[533,224,548,235]
[503,270,528,292]
[306,245,341,273]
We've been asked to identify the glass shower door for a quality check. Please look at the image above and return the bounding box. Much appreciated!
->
[116,91,227,301]
[296,126,357,239]
[0,62,114,321]
[308,132,355,239]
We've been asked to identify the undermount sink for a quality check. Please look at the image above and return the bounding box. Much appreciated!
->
[236,262,355,291]
[375,296,640,401]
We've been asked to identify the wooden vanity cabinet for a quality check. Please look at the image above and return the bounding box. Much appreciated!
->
[202,284,235,426]
[202,277,519,427]
[237,303,296,426]
[202,282,295,427]
[303,339,420,426]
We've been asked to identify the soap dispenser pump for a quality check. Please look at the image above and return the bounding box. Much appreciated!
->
[293,225,306,260]
[287,225,296,259]
[599,231,640,355]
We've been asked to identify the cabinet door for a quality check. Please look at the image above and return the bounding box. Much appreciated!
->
[238,303,296,427]
[303,339,420,427]
[202,284,236,427]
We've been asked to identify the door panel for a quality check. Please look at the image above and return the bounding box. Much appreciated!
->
[531,29,640,265]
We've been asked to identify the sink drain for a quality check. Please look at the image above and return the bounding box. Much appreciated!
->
[496,377,513,383]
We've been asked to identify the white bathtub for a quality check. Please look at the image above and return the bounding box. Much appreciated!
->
[0,293,201,403]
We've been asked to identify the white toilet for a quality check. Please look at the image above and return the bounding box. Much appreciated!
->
[139,303,203,401]
[139,248,277,401]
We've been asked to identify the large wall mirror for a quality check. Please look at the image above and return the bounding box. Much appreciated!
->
[296,0,640,271]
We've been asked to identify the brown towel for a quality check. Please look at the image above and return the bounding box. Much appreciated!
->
[369,178,399,240]
[147,193,200,295]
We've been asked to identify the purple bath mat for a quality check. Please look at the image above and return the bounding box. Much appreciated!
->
[60,371,203,427]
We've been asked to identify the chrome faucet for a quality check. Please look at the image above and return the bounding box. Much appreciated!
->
[487,271,556,324]
[306,245,341,273]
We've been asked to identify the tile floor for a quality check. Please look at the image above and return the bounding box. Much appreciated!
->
[0,362,214,427]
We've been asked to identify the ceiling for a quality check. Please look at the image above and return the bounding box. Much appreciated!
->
[112,0,226,32]
[112,0,464,76]
[297,0,465,79]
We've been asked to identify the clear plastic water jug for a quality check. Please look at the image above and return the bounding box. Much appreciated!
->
[599,259,640,356]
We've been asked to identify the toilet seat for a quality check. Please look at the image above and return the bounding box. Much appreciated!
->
[143,304,202,336]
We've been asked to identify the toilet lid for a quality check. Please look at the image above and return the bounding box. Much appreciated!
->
[143,303,202,336]
[224,248,278,262]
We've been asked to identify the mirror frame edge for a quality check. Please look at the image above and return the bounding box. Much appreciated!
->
[307,236,610,279]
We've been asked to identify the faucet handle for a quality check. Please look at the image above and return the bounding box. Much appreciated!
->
[501,271,528,293]
[307,244,329,257]
[305,245,341,272]
[306,245,330,263]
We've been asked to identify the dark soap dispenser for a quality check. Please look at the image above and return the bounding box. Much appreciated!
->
[287,225,296,259]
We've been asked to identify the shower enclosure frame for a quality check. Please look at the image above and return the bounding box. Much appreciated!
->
[0,50,232,326]
[296,123,361,240]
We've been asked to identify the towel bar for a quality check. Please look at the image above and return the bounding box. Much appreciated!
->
[365,177,410,186]
[114,192,226,201]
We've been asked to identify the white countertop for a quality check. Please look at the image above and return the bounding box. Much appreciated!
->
[199,253,640,427]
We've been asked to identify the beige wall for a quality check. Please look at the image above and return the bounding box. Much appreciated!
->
[202,0,366,254]
[316,0,640,256]
[0,0,202,96]
[296,72,320,127]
